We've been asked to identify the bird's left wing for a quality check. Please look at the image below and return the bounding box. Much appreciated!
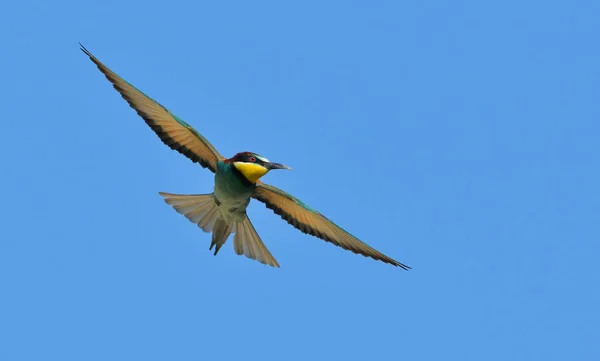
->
[252,183,411,270]
[80,44,224,172]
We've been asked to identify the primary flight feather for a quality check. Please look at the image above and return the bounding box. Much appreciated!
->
[81,44,410,270]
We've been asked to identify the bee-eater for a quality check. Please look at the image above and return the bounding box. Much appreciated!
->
[81,44,410,270]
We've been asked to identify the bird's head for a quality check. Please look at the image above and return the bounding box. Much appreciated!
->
[229,152,291,183]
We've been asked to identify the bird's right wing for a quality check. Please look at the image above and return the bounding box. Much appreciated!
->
[252,182,410,269]
[80,44,224,172]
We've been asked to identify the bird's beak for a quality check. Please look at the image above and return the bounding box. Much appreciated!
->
[266,162,292,170]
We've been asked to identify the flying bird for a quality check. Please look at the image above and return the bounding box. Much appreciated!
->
[80,44,410,270]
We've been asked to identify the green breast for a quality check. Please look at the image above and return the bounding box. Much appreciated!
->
[214,161,256,204]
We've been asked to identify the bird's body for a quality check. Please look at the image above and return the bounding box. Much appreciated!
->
[81,43,411,270]
[213,160,255,223]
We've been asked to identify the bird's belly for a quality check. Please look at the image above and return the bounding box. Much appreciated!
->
[213,193,250,223]
[213,182,253,222]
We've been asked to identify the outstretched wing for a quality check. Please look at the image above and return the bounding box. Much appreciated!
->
[80,44,224,172]
[252,183,411,270]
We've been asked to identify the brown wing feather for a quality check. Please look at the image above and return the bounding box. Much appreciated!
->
[80,44,223,172]
[252,183,411,270]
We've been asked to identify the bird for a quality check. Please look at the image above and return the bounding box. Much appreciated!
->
[80,44,411,270]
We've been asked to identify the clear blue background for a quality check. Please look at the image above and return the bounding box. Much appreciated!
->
[1,0,598,360]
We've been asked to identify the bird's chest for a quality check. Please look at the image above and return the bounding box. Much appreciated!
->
[213,163,256,215]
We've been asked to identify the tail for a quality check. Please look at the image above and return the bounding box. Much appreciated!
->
[159,192,280,267]
[234,216,280,268]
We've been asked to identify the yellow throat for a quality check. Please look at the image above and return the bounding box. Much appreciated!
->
[233,162,269,183]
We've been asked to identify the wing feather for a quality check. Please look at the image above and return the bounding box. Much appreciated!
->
[80,44,223,172]
[252,183,411,270]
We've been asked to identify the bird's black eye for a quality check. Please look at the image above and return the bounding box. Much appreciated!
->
[249,156,256,162]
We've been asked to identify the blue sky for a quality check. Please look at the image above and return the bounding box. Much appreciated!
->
[1,0,599,360]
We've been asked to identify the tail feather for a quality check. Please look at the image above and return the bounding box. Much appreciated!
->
[211,219,234,255]
[197,203,220,232]
[159,192,279,267]
[234,216,280,268]
[159,192,219,232]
